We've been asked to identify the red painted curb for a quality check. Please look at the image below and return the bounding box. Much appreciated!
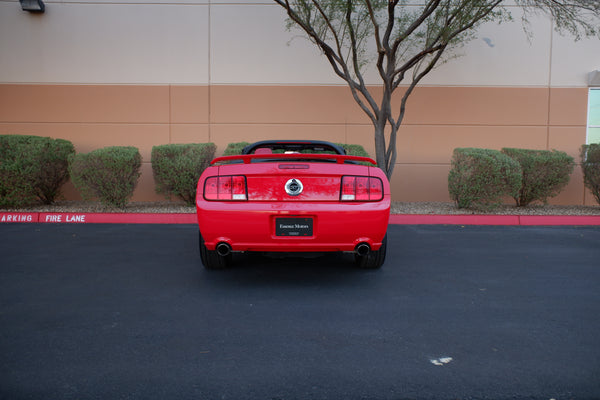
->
[388,214,600,226]
[388,214,520,225]
[1,212,599,226]
[1,212,197,224]
[519,215,600,226]
[0,212,38,223]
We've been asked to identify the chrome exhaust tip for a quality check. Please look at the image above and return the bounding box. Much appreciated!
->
[355,243,370,256]
[216,242,232,257]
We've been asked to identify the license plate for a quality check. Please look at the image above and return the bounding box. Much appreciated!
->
[276,217,313,237]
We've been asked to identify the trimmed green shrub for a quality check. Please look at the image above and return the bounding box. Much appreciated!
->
[69,146,141,208]
[151,143,216,205]
[223,142,250,156]
[448,148,522,209]
[581,144,600,205]
[0,136,36,207]
[33,138,76,205]
[0,135,75,207]
[338,143,370,158]
[502,148,574,206]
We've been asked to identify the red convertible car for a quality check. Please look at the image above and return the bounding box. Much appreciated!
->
[195,140,390,269]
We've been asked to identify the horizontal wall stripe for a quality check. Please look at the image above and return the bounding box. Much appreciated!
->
[0,83,593,205]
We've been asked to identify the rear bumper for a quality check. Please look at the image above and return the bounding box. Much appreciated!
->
[196,200,390,253]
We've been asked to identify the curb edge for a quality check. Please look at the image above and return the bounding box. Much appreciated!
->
[2,212,600,226]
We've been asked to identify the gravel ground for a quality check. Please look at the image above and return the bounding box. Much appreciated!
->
[2,200,599,215]
[391,201,600,215]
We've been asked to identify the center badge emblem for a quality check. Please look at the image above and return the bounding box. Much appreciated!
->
[285,178,303,196]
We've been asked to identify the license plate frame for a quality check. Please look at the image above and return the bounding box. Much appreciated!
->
[275,217,313,237]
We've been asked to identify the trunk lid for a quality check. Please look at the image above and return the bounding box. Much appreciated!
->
[219,161,370,202]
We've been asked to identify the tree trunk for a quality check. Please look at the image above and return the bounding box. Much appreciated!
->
[374,120,397,180]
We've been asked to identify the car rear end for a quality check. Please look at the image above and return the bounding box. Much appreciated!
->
[196,146,390,268]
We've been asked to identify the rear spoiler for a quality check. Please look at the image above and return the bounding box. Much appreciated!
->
[211,153,377,166]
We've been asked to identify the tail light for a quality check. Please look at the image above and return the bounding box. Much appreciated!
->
[341,176,383,201]
[204,175,247,201]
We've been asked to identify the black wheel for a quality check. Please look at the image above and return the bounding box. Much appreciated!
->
[355,234,387,269]
[199,232,231,269]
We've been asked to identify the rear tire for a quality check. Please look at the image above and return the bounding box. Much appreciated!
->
[199,232,231,269]
[355,234,387,269]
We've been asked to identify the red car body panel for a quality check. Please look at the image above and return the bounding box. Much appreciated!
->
[196,149,390,254]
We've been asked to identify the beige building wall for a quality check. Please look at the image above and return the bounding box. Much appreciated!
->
[1,0,599,205]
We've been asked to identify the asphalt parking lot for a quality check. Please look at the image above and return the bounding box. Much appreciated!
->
[1,223,599,400]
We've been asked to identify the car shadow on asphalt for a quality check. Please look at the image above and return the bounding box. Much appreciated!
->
[198,251,381,289]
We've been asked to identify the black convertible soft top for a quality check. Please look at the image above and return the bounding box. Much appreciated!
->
[242,140,346,155]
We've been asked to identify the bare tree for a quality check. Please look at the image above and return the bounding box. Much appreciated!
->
[273,0,600,179]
